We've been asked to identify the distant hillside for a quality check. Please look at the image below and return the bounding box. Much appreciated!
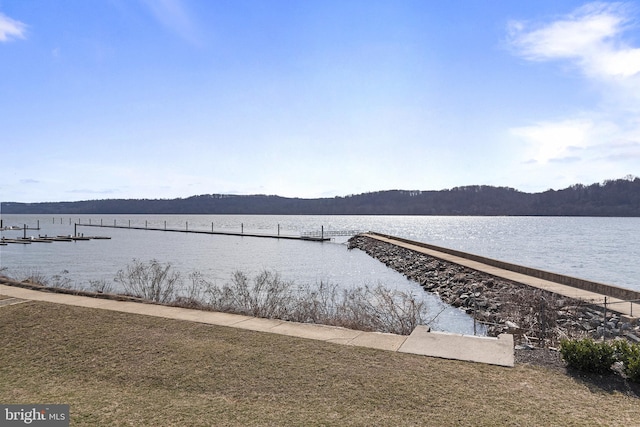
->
[3,177,640,216]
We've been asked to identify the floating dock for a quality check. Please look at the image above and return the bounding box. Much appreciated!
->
[76,223,331,242]
[0,235,110,245]
[0,222,111,244]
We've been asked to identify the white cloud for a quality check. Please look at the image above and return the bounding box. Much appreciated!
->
[506,3,640,190]
[511,119,595,164]
[511,115,640,164]
[140,0,200,45]
[508,2,640,79]
[0,12,26,42]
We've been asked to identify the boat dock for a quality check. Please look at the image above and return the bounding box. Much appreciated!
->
[1,222,111,244]
[75,222,334,242]
[0,235,111,245]
[2,219,359,244]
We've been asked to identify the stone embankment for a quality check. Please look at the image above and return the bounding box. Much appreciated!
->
[348,235,640,346]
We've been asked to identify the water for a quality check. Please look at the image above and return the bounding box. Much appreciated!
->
[2,214,639,334]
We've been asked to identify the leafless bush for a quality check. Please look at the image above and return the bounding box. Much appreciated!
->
[499,288,591,346]
[205,270,294,318]
[21,269,50,286]
[172,271,212,309]
[50,270,72,289]
[115,259,180,303]
[200,270,433,335]
[288,281,342,324]
[88,279,114,294]
[330,285,431,335]
[13,268,74,289]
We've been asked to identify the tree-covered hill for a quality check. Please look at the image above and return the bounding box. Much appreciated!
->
[3,177,640,216]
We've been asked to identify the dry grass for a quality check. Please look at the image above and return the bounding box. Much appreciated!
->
[1,301,639,426]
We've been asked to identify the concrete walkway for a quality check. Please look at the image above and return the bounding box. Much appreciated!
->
[0,283,514,367]
[365,234,639,320]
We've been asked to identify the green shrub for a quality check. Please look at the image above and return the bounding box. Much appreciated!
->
[626,356,640,383]
[613,340,640,382]
[560,338,615,374]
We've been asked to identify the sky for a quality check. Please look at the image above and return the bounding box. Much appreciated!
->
[1,1,640,203]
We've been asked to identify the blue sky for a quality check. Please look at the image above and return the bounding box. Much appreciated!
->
[1,1,639,202]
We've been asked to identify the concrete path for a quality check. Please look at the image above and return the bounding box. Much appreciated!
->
[0,283,514,367]
[365,234,639,320]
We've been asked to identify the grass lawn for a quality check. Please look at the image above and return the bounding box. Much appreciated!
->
[1,301,638,426]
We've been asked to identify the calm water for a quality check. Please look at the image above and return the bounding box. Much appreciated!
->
[2,214,639,333]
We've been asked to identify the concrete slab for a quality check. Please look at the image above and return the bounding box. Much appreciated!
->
[270,321,363,342]
[231,317,286,333]
[398,326,514,367]
[346,331,408,351]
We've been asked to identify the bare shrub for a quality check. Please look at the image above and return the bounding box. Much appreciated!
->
[173,271,211,309]
[22,270,50,286]
[88,279,114,294]
[201,270,433,335]
[206,270,293,318]
[330,285,431,335]
[499,288,591,347]
[115,259,180,303]
[50,270,72,289]
[13,269,74,289]
[288,281,342,324]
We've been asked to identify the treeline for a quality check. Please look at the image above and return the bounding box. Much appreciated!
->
[3,177,640,216]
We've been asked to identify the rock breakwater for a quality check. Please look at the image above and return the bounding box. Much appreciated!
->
[348,235,640,346]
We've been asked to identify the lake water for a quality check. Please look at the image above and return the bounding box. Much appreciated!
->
[2,214,639,334]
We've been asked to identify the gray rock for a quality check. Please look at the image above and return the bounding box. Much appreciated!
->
[625,333,640,343]
[515,343,536,350]
[505,320,519,329]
